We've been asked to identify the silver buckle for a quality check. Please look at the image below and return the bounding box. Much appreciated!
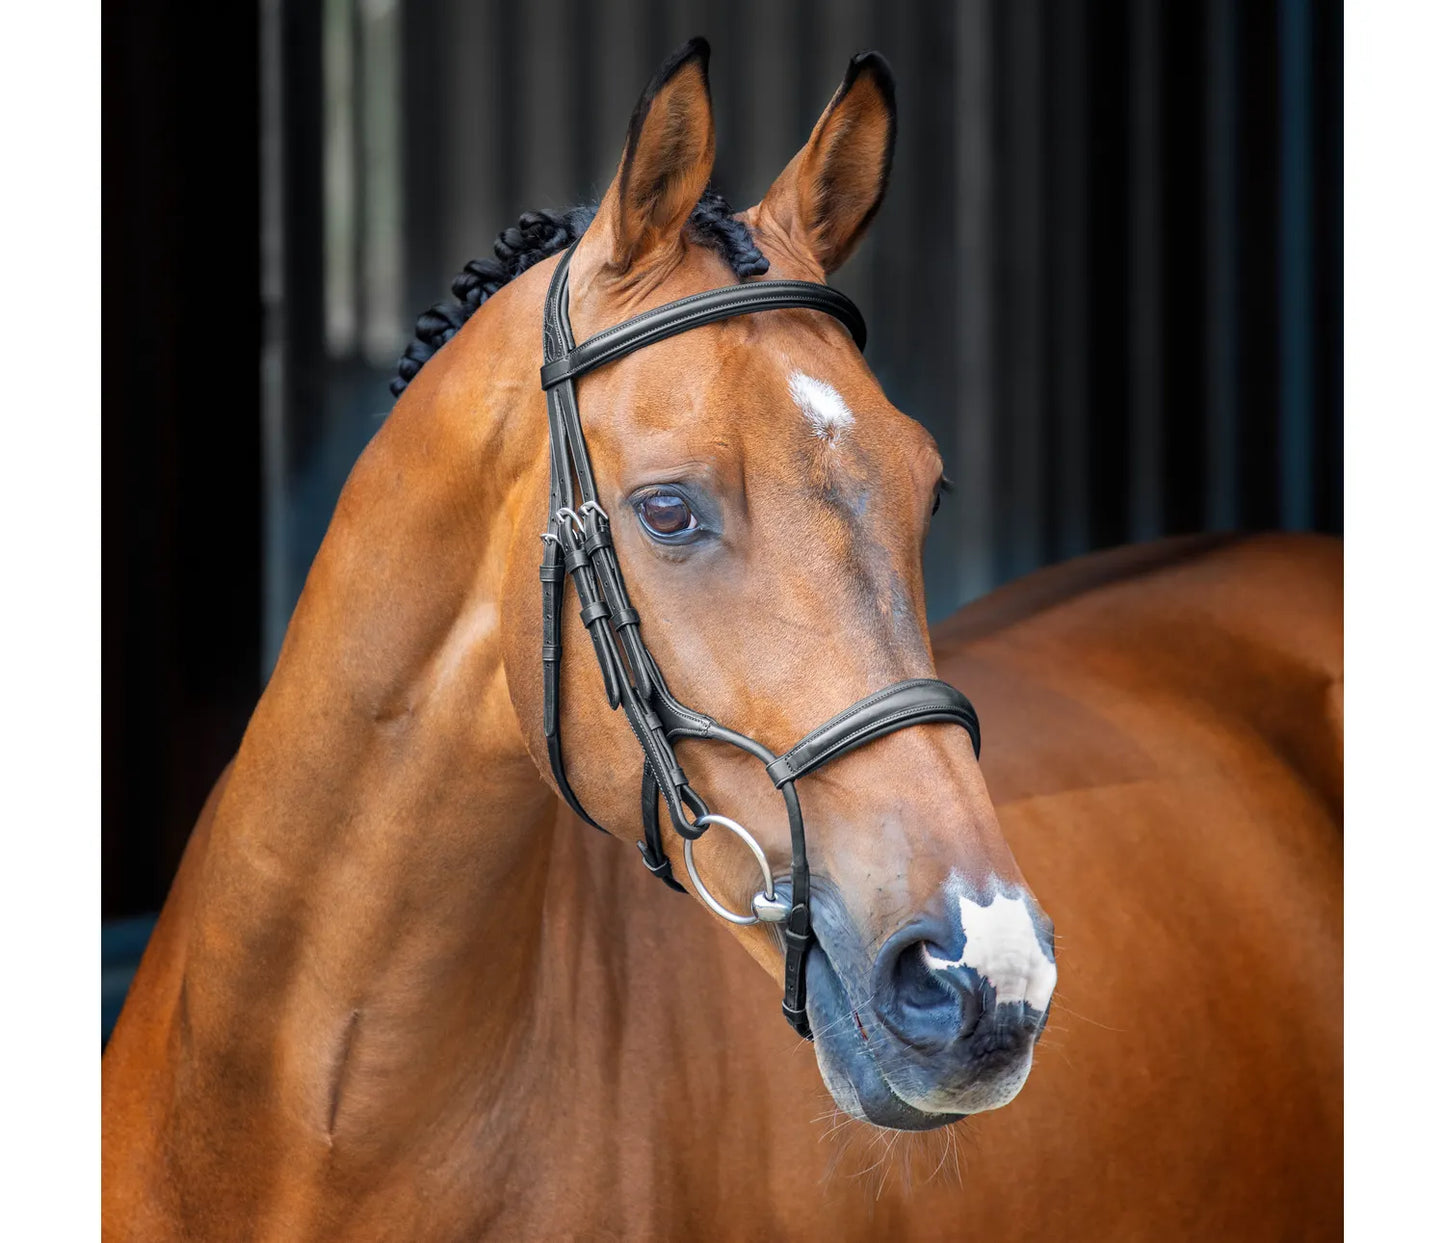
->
[554,507,585,538]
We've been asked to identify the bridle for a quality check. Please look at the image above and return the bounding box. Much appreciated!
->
[538,243,981,1040]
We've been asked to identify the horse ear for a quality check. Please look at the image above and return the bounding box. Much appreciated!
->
[586,37,716,273]
[754,52,896,275]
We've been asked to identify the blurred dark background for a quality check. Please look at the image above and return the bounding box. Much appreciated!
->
[103,0,1341,1018]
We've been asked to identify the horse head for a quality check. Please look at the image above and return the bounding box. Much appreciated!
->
[483,40,1057,1129]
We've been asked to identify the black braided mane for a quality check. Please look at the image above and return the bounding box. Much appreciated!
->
[391,186,769,398]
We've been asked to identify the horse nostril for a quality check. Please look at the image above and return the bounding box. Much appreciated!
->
[878,938,986,1048]
[894,941,952,1011]
[870,890,1055,1069]
[920,944,985,1039]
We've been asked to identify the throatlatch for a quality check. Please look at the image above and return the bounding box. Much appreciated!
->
[538,242,981,1040]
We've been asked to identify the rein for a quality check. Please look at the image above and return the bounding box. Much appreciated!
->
[538,243,981,1039]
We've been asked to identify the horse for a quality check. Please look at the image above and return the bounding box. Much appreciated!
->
[102,40,1342,1240]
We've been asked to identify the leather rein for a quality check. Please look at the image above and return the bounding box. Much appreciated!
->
[538,243,981,1039]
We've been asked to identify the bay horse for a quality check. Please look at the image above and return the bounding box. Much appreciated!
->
[103,40,1342,1240]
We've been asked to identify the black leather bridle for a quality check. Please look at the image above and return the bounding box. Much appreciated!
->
[538,243,981,1039]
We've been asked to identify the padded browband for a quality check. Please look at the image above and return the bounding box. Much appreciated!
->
[541,281,867,389]
[765,679,981,787]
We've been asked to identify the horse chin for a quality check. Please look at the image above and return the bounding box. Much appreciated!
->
[805,945,965,1132]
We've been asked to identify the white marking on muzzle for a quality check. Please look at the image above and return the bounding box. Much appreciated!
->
[789,371,854,442]
[923,891,1057,1012]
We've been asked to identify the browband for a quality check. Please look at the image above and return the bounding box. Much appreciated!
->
[538,241,983,1040]
[541,280,867,389]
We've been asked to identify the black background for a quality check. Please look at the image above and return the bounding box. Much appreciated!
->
[104,2,261,918]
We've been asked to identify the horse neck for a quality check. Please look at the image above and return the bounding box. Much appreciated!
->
[178,281,568,1144]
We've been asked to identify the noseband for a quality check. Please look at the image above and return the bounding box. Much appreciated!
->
[538,244,981,1040]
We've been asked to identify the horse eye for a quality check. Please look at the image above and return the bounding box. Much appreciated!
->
[931,473,953,517]
[636,492,698,539]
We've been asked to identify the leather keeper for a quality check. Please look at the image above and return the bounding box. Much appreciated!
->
[780,1001,813,1040]
[579,600,611,626]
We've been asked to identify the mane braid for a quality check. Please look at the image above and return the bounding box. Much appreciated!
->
[390,186,769,398]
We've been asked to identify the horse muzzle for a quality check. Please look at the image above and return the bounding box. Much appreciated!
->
[806,881,1056,1129]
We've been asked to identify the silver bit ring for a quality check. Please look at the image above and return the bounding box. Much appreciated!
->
[683,814,789,925]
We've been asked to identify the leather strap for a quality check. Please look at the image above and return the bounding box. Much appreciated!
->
[541,281,866,390]
[536,240,985,1043]
[639,766,687,892]
[765,678,981,787]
